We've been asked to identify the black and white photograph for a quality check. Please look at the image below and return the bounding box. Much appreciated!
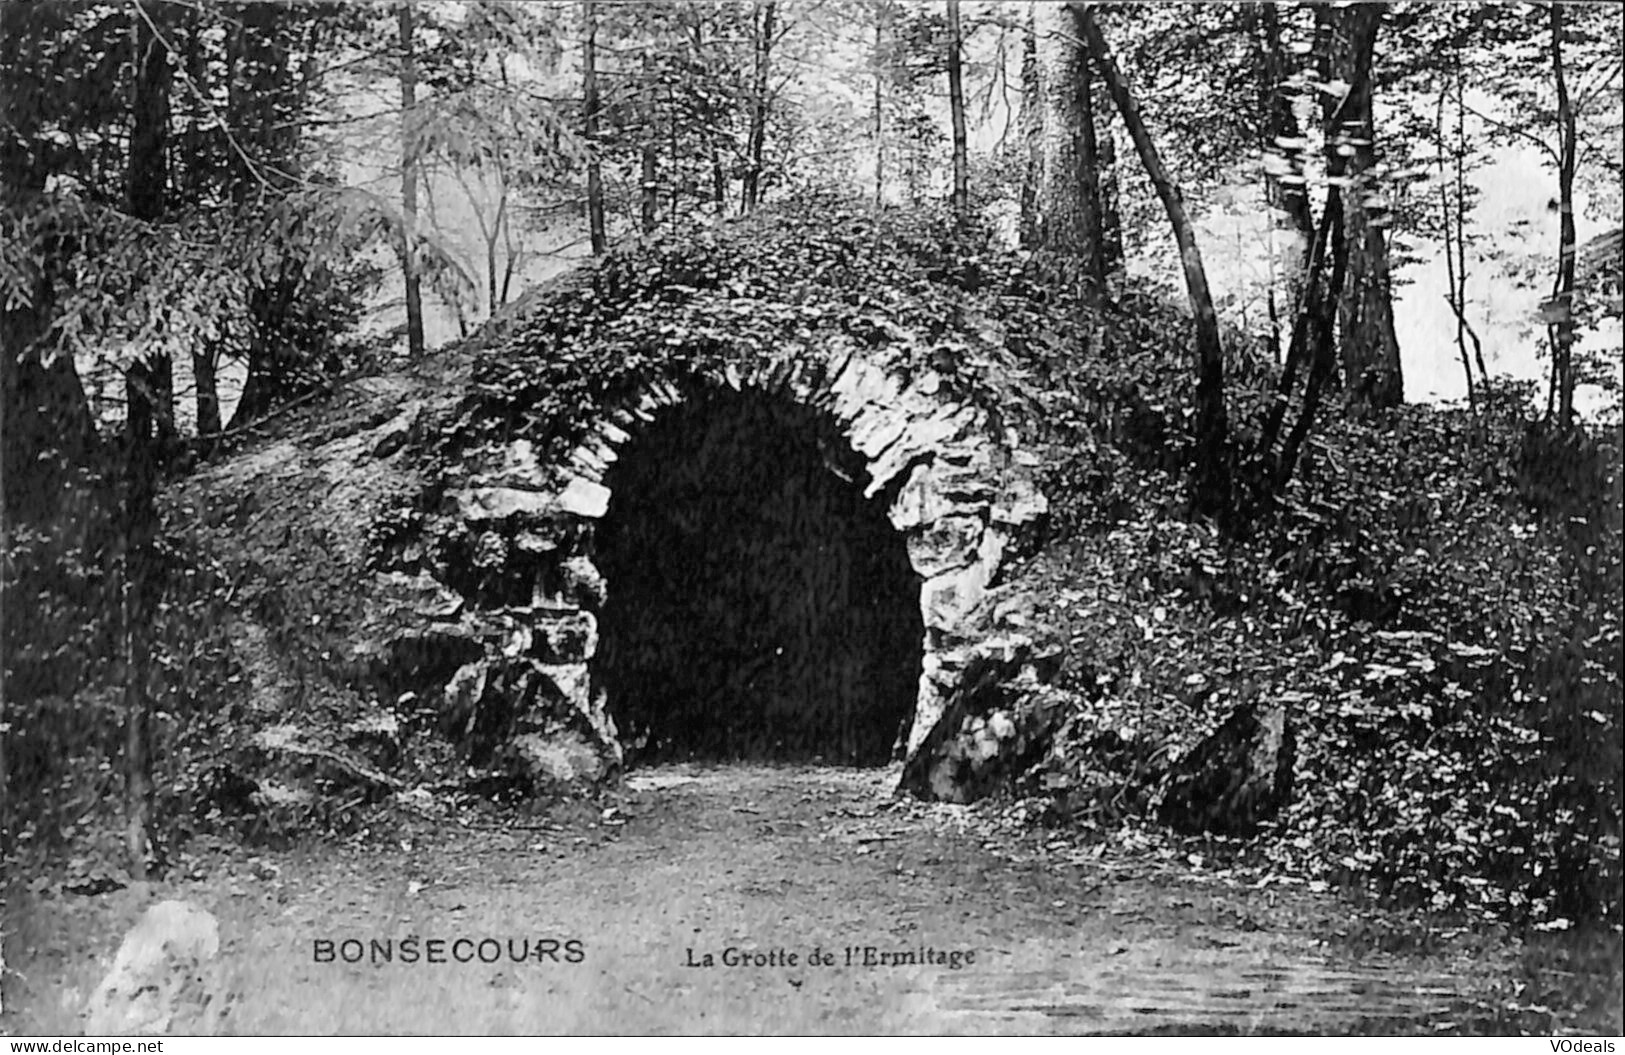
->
[0,0,1621,1038]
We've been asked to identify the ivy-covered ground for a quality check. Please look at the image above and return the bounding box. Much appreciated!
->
[5,200,1621,1023]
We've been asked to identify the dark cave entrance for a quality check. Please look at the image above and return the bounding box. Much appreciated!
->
[592,387,924,766]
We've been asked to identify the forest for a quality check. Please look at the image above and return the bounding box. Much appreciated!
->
[1,0,1621,1037]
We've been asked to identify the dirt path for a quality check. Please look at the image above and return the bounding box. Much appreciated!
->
[1,765,1575,1035]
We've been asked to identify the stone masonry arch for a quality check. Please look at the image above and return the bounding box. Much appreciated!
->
[182,207,1291,826]
[444,338,1048,786]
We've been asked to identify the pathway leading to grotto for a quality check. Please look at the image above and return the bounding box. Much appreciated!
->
[8,765,1514,1035]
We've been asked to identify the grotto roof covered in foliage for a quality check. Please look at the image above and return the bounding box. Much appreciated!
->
[443,196,1065,464]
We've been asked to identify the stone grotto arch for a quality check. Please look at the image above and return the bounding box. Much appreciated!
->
[181,208,1294,825]
[442,339,1049,786]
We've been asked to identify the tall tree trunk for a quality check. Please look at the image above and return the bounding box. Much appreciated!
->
[128,6,174,454]
[1070,6,1106,285]
[873,0,889,206]
[122,2,174,880]
[742,0,778,212]
[1076,8,1230,519]
[1548,1,1578,431]
[1017,9,1039,248]
[1324,3,1402,413]
[639,51,660,234]
[182,8,221,439]
[583,0,606,254]
[397,4,425,359]
[640,141,659,233]
[1254,1,1316,361]
[1030,2,1101,295]
[946,0,969,228]
[668,83,679,226]
[1094,77,1123,290]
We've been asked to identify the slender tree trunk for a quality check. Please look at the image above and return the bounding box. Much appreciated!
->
[1094,77,1123,290]
[397,4,425,359]
[128,7,174,455]
[1262,191,1334,454]
[583,0,606,254]
[668,83,680,226]
[1441,194,1474,410]
[1278,201,1349,487]
[1077,7,1229,517]
[638,51,660,234]
[486,183,505,312]
[1325,3,1402,413]
[122,3,174,880]
[179,12,221,439]
[1456,73,1489,392]
[1435,80,1476,411]
[150,351,174,449]
[500,237,518,307]
[873,0,889,206]
[641,140,659,233]
[183,8,206,201]
[742,0,778,212]
[1018,8,1039,248]
[947,0,969,228]
[1548,1,1578,430]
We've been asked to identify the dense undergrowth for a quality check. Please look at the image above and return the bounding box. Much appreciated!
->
[1015,273,1622,926]
[5,197,1620,927]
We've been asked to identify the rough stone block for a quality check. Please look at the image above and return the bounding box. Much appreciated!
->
[887,464,949,531]
[532,610,599,663]
[562,555,607,607]
[86,901,222,1035]
[503,730,611,788]
[907,514,984,578]
[847,406,911,460]
[558,477,611,518]
[370,406,419,459]
[992,477,1049,527]
[920,560,993,632]
[455,487,555,523]
[501,438,545,478]
[1159,702,1296,836]
[533,661,592,705]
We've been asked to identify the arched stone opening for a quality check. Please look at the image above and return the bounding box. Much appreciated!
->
[592,386,923,765]
[434,344,1050,795]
